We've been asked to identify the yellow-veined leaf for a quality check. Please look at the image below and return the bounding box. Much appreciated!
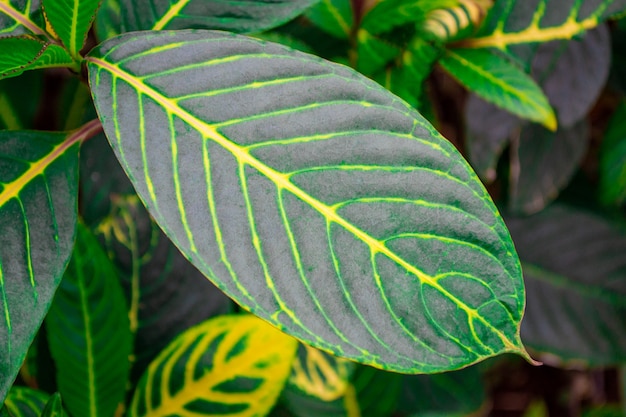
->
[288,345,355,402]
[87,30,530,374]
[0,120,101,402]
[0,35,75,80]
[129,314,298,417]
[95,0,318,40]
[1,386,52,417]
[465,0,626,50]
[440,48,556,130]
[42,0,101,57]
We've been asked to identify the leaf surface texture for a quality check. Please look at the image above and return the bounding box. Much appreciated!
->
[87,30,527,373]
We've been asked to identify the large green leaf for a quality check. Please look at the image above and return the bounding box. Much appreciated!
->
[96,0,318,40]
[599,100,626,206]
[0,0,45,36]
[440,48,556,130]
[45,222,131,417]
[129,314,298,417]
[506,204,626,364]
[1,386,50,417]
[0,121,100,402]
[87,30,528,373]
[0,35,75,80]
[42,0,101,57]
[465,0,626,51]
[94,193,233,384]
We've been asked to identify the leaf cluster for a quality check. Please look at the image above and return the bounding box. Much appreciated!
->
[1,0,626,416]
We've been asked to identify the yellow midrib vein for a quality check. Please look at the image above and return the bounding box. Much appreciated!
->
[0,119,101,207]
[464,17,598,49]
[88,57,517,350]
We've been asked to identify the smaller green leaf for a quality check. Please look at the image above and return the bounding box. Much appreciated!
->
[42,0,101,57]
[599,101,626,206]
[2,386,50,417]
[440,48,556,130]
[287,345,355,402]
[46,223,132,417]
[0,71,44,130]
[283,364,402,417]
[305,0,352,39]
[40,393,66,417]
[356,29,400,74]
[361,0,458,35]
[0,35,74,80]
[130,314,298,417]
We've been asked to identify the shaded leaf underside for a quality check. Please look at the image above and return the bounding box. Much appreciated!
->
[87,30,526,373]
[507,205,626,364]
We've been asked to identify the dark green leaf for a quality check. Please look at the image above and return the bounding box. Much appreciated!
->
[1,386,49,417]
[0,0,45,36]
[361,0,457,35]
[42,0,101,57]
[464,94,519,183]
[96,0,318,37]
[282,364,402,417]
[79,132,135,225]
[440,48,556,130]
[129,314,298,417]
[305,0,352,39]
[506,204,626,365]
[397,366,485,416]
[533,25,610,128]
[599,101,626,206]
[0,122,99,402]
[0,71,44,130]
[373,38,442,109]
[356,29,400,75]
[0,36,75,80]
[87,30,528,373]
[509,121,588,214]
[94,193,233,384]
[46,222,131,417]
[39,393,65,417]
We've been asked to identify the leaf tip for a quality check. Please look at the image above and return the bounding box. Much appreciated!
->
[543,111,558,132]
